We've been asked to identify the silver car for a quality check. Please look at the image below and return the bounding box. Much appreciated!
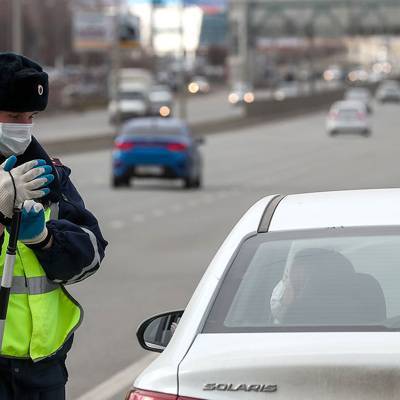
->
[326,100,370,137]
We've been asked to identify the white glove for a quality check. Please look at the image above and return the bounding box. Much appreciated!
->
[0,158,52,218]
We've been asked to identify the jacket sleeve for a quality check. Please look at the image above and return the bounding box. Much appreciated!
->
[33,164,108,284]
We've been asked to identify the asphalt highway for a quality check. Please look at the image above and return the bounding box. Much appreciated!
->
[55,101,400,399]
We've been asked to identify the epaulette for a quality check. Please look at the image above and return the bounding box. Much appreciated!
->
[50,157,63,167]
[49,157,62,182]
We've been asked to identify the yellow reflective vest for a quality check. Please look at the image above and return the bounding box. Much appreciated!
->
[0,209,82,361]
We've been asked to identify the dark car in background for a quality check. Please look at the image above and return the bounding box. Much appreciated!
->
[112,118,204,189]
[376,80,400,103]
[148,85,173,117]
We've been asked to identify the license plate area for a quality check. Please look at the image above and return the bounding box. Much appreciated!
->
[135,166,164,176]
[339,111,358,121]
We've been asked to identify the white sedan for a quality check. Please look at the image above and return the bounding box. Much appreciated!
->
[326,101,370,136]
[376,81,400,103]
[129,188,400,399]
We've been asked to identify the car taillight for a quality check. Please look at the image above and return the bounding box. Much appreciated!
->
[167,143,187,152]
[125,389,201,400]
[357,111,366,120]
[115,142,135,150]
[329,111,338,119]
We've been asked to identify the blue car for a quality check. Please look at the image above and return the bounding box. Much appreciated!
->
[112,118,204,189]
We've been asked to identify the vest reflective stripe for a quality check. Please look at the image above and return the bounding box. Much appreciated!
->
[50,202,59,220]
[64,227,100,284]
[0,276,60,295]
[0,208,83,361]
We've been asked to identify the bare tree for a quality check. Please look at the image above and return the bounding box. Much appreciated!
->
[0,0,12,51]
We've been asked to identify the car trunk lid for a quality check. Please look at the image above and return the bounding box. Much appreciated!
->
[178,332,400,399]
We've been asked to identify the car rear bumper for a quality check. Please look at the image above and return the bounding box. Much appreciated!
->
[113,151,191,178]
[327,121,369,132]
[379,96,400,102]
[122,165,184,179]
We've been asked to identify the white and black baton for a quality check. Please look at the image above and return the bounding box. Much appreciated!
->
[0,205,22,351]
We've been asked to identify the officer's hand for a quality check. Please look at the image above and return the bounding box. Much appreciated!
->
[0,156,54,217]
[12,200,48,245]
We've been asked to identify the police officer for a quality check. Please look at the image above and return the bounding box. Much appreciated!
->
[0,53,108,399]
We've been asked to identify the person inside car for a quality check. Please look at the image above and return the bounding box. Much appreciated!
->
[270,248,356,325]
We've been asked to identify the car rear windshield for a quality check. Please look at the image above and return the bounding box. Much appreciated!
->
[120,92,146,100]
[203,227,400,333]
[122,125,186,136]
[336,109,362,118]
[346,91,368,99]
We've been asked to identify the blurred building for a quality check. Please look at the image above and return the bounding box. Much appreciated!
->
[228,0,400,86]
[128,0,228,70]
[198,11,227,48]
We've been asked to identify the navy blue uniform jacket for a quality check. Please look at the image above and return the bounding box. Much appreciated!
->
[37,162,108,284]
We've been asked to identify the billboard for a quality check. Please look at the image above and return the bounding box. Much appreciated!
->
[184,0,226,7]
[73,12,141,51]
[73,12,114,51]
[119,14,141,49]
[184,0,226,13]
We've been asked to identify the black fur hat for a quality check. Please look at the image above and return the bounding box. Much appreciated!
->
[0,52,49,112]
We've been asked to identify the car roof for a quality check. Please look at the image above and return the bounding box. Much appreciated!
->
[380,80,399,86]
[346,87,370,95]
[331,100,365,110]
[150,84,170,92]
[380,83,400,90]
[193,75,207,80]
[268,189,400,232]
[122,117,187,131]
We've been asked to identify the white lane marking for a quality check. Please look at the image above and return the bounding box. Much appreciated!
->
[152,209,165,217]
[202,195,214,204]
[132,214,145,223]
[170,204,183,212]
[187,199,199,207]
[121,189,241,224]
[75,353,158,400]
[216,191,228,199]
[109,220,125,230]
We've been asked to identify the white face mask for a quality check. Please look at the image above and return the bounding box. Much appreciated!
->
[0,123,33,156]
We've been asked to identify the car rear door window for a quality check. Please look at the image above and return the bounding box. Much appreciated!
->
[203,227,400,333]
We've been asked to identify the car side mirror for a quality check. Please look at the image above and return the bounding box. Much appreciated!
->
[195,136,205,145]
[136,310,184,353]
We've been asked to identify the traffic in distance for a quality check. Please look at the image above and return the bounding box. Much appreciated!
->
[326,80,400,137]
